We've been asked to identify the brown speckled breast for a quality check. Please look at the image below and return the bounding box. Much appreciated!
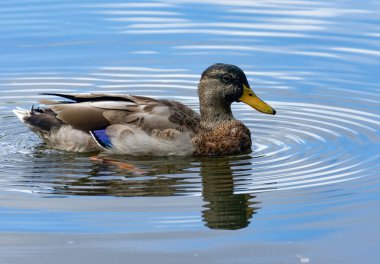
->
[192,120,251,156]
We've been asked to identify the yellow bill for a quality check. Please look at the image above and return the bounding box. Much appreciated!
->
[239,85,276,115]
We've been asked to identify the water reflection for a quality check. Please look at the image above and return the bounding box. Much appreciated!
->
[200,156,258,230]
[0,0,379,261]
[23,151,259,230]
[35,154,196,196]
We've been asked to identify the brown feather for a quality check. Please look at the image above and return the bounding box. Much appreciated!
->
[193,120,251,156]
[50,104,110,131]
[42,94,200,134]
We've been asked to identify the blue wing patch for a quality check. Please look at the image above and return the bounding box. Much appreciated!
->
[90,129,113,149]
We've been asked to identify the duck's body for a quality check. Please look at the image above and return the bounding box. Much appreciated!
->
[13,64,276,156]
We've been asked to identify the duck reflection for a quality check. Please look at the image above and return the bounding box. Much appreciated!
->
[51,154,197,196]
[200,156,259,230]
[28,149,260,230]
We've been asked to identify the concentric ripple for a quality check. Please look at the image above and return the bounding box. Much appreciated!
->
[1,0,380,201]
[1,65,379,197]
[243,102,380,192]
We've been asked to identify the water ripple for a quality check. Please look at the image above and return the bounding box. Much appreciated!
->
[1,0,380,203]
[1,65,379,197]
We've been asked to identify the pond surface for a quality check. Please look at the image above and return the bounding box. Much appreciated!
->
[1,0,380,263]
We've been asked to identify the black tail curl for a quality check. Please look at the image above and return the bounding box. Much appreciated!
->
[25,106,63,132]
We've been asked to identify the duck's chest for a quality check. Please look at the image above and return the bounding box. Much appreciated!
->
[193,121,251,156]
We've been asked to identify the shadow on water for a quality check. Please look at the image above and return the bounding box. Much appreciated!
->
[22,149,262,230]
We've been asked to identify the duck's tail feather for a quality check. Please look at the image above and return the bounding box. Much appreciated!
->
[13,106,101,152]
[13,106,63,132]
[13,107,30,123]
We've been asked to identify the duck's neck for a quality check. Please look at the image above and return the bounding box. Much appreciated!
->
[199,98,235,131]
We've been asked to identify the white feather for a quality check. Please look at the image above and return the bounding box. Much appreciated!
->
[87,100,136,109]
[106,125,194,156]
[12,108,30,122]
[45,125,101,152]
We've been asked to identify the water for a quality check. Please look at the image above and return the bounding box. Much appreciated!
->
[1,0,380,263]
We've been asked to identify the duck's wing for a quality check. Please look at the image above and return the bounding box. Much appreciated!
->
[40,93,200,134]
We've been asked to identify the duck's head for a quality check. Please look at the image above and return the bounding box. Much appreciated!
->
[198,63,276,120]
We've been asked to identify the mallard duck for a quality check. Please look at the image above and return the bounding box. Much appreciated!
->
[13,63,276,156]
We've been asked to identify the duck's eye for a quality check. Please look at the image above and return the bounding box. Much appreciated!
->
[222,75,232,83]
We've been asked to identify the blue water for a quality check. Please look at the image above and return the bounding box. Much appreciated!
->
[1,0,380,263]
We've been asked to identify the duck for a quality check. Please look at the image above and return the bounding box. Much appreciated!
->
[13,63,276,156]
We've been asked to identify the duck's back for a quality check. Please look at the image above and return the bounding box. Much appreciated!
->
[14,93,201,155]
